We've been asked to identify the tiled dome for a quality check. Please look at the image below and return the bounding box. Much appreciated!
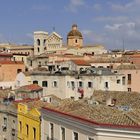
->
[67,24,83,38]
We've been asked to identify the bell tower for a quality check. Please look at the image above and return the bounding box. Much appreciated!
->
[34,31,48,55]
[67,24,83,47]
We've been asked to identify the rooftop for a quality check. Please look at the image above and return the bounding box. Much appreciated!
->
[43,91,140,127]
[16,84,43,92]
[71,59,91,66]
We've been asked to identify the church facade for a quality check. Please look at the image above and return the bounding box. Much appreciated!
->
[34,31,63,55]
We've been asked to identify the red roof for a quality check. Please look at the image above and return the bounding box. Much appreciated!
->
[71,60,90,66]
[0,53,13,57]
[18,84,43,92]
[42,107,140,130]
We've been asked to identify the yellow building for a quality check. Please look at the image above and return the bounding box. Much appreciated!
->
[17,103,41,140]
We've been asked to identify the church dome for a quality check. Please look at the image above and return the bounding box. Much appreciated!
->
[67,24,83,38]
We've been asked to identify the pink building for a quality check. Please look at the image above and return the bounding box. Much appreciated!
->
[116,64,140,93]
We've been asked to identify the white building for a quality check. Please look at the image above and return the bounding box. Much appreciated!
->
[29,68,127,99]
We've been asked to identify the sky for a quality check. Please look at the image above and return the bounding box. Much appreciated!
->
[0,0,140,50]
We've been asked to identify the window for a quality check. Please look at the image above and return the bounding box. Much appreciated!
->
[3,117,7,131]
[122,76,125,85]
[37,39,40,46]
[30,60,32,66]
[117,79,120,84]
[79,81,83,87]
[26,124,29,136]
[33,80,38,84]
[42,81,48,87]
[127,74,131,84]
[61,127,65,140]
[4,117,7,126]
[128,88,131,92]
[50,123,54,140]
[37,47,40,53]
[105,82,108,89]
[33,127,36,140]
[17,69,22,74]
[88,82,92,88]
[89,138,94,140]
[19,121,22,132]
[128,74,131,80]
[38,61,41,67]
[22,57,24,62]
[71,81,75,90]
[45,61,47,65]
[53,81,58,87]
[75,39,78,43]
[98,66,103,68]
[43,39,46,46]
[114,70,117,73]
[73,132,78,140]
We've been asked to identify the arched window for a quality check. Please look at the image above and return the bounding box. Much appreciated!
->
[37,39,40,46]
[37,47,40,52]
[75,39,78,43]
[43,39,46,46]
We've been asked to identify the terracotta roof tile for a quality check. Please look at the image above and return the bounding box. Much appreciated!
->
[71,59,90,66]
[0,53,13,57]
[43,91,140,127]
[17,84,43,92]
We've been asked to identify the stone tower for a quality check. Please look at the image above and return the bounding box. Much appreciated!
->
[67,24,83,47]
[34,31,48,55]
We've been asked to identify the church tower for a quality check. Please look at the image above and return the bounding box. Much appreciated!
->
[34,31,48,55]
[67,24,83,47]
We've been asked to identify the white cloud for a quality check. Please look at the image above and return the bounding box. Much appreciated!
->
[65,0,85,12]
[82,29,108,45]
[111,0,140,13]
[70,0,84,6]
[82,20,140,50]
[105,24,122,31]
[102,21,139,49]
[94,16,129,23]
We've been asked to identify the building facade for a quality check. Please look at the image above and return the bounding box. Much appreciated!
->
[41,107,140,140]
[17,103,41,140]
[0,61,25,89]
[0,103,17,140]
[29,69,127,99]
[34,31,62,55]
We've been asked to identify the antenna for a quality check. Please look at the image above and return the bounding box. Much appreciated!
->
[122,38,125,52]
[52,26,55,31]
